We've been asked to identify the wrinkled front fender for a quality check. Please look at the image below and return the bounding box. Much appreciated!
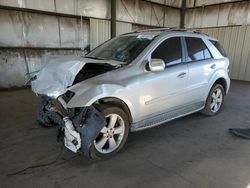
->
[67,83,125,107]
[66,83,135,122]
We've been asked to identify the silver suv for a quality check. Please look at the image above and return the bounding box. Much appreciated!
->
[32,29,230,159]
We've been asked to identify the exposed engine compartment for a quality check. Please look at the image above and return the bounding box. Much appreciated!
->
[73,63,120,84]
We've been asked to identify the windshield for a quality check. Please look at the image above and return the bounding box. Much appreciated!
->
[86,35,154,64]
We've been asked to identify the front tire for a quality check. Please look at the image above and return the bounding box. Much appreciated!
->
[89,105,129,160]
[201,84,225,116]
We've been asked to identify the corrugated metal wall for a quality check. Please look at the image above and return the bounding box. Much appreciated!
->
[185,1,250,28]
[116,22,132,36]
[200,26,250,81]
[90,19,111,50]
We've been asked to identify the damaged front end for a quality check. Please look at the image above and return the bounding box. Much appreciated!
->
[31,55,123,157]
[43,95,106,157]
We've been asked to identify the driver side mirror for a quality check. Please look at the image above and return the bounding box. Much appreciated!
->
[148,59,165,72]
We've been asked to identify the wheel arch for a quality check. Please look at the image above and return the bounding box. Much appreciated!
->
[213,77,227,94]
[92,97,133,124]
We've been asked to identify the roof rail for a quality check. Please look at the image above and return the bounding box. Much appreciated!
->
[121,27,205,36]
[136,27,202,33]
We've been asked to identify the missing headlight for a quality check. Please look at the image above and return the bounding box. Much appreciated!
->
[63,90,75,103]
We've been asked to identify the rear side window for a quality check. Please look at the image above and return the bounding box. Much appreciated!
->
[152,37,182,66]
[209,40,227,57]
[185,37,212,62]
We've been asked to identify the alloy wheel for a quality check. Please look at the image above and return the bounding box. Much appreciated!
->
[94,114,125,154]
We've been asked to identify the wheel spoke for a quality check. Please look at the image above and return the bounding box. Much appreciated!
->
[212,93,216,99]
[114,125,124,134]
[95,136,108,150]
[211,101,216,108]
[216,89,221,97]
[214,103,218,110]
[217,97,222,103]
[108,114,118,128]
[100,126,108,133]
[108,137,117,149]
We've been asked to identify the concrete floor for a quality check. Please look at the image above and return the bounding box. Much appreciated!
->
[0,80,250,188]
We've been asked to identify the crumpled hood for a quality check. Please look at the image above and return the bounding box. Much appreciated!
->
[31,55,123,99]
[31,55,86,99]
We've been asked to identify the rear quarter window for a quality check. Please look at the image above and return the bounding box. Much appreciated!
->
[185,37,212,62]
[209,40,227,57]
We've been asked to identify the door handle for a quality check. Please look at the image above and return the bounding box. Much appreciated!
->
[177,72,186,78]
[210,64,216,69]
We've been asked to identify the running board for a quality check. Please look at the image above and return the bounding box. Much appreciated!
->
[131,102,204,132]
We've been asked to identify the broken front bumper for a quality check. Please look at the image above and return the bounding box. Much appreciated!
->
[48,96,106,157]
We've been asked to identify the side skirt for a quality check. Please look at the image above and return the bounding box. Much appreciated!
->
[131,102,204,132]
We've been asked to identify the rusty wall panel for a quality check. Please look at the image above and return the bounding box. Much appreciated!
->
[185,1,250,28]
[200,26,250,81]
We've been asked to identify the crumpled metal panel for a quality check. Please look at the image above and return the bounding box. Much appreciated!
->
[31,55,86,98]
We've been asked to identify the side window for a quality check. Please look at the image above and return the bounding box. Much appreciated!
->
[209,40,227,57]
[185,37,212,62]
[152,37,182,66]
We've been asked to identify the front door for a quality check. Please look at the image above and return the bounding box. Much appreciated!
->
[136,37,189,121]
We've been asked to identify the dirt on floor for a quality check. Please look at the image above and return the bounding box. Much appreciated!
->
[0,80,250,188]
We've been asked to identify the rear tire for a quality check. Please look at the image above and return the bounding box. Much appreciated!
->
[201,84,225,116]
[89,105,129,160]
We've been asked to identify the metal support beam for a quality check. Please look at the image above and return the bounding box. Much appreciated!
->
[180,0,186,28]
[111,0,116,38]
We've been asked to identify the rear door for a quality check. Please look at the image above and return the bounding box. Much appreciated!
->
[184,37,216,103]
